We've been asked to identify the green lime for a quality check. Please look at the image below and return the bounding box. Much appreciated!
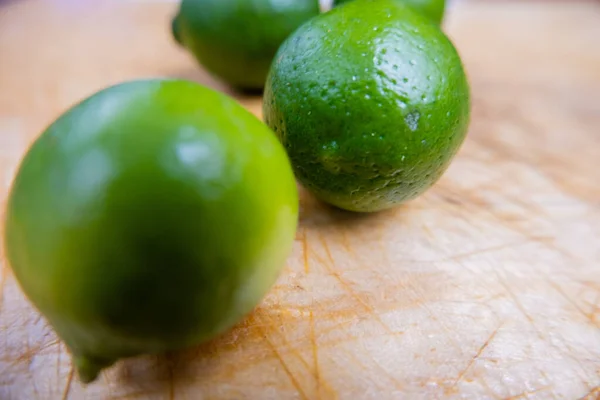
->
[172,0,321,91]
[334,0,446,24]
[264,0,470,212]
[4,79,299,383]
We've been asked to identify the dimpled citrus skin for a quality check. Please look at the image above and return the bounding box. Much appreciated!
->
[264,0,470,212]
[334,0,446,25]
[173,0,320,90]
[4,79,298,383]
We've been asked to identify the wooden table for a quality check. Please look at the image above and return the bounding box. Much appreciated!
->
[1,0,599,399]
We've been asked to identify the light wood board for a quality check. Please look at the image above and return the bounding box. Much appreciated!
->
[0,0,599,399]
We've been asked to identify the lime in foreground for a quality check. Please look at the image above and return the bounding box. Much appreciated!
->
[264,0,470,212]
[4,79,299,383]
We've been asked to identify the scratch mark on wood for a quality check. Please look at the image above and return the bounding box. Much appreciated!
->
[340,345,403,393]
[547,278,600,329]
[497,273,587,394]
[579,386,600,400]
[320,333,396,350]
[506,386,552,400]
[494,183,552,219]
[339,230,354,256]
[588,291,600,325]
[319,233,395,336]
[259,325,309,400]
[439,181,586,263]
[302,229,309,274]
[22,323,32,373]
[544,279,595,390]
[421,223,435,239]
[480,378,502,400]
[38,338,60,353]
[340,346,367,371]
[321,235,335,266]
[309,310,321,399]
[446,240,532,262]
[452,326,500,386]
[493,272,569,397]
[0,331,60,375]
[495,272,544,339]
[256,309,314,374]
[253,307,321,388]
[539,370,559,400]
[409,261,472,361]
[61,366,74,400]
[398,239,539,264]
[370,355,405,392]
[230,309,338,396]
[33,313,44,326]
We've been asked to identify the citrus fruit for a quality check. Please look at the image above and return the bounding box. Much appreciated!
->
[172,0,321,91]
[333,0,446,25]
[264,0,470,212]
[4,79,299,383]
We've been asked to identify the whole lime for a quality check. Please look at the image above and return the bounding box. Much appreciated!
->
[172,0,320,91]
[264,0,470,212]
[333,0,446,25]
[4,79,299,383]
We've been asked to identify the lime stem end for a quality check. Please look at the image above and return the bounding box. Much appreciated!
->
[74,355,116,384]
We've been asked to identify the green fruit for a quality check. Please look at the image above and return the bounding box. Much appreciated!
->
[264,0,470,212]
[172,0,321,91]
[334,0,446,25]
[4,79,299,383]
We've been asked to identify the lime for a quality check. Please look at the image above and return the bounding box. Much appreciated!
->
[4,79,299,382]
[333,0,446,24]
[264,0,470,212]
[172,0,321,91]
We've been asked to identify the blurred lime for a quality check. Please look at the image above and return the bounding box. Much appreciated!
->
[334,0,446,24]
[172,0,321,91]
[5,79,299,383]
[264,0,470,212]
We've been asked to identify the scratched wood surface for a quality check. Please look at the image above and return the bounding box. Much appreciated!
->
[1,0,600,399]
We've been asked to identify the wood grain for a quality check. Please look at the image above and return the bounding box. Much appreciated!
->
[1,0,599,399]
